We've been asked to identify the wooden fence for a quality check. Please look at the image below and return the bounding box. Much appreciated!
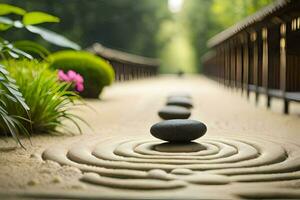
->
[202,0,300,114]
[89,43,159,81]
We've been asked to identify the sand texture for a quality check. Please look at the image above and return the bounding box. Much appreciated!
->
[1,75,300,199]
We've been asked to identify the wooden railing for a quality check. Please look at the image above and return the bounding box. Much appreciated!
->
[202,0,300,114]
[89,43,159,81]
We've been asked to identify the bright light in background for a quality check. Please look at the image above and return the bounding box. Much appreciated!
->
[168,0,184,13]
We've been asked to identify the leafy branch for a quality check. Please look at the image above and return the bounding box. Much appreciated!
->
[0,3,81,50]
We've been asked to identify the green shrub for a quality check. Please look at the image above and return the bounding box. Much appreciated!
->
[2,59,84,135]
[48,51,115,98]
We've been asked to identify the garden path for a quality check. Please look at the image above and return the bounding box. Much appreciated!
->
[1,75,300,199]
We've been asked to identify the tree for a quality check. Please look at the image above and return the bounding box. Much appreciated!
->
[2,0,170,57]
[182,0,274,72]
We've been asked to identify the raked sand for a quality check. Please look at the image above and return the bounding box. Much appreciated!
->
[1,75,300,199]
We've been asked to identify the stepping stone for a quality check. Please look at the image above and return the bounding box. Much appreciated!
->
[154,142,206,152]
[167,97,193,108]
[158,106,191,120]
[150,119,207,143]
[167,93,192,100]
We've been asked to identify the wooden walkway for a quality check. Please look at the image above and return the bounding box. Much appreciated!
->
[203,0,300,114]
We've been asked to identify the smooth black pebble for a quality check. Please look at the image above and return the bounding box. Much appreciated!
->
[158,106,191,120]
[150,119,207,143]
[167,97,193,108]
[167,93,192,100]
[154,142,206,152]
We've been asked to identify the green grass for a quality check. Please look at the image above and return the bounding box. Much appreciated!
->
[2,59,84,136]
[48,50,115,98]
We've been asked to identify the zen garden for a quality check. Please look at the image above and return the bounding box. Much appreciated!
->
[1,0,300,199]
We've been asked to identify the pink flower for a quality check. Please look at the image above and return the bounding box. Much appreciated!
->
[74,74,84,84]
[58,69,84,92]
[67,70,77,80]
[76,83,84,92]
[58,70,70,82]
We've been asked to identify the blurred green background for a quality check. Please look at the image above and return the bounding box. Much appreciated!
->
[2,0,273,73]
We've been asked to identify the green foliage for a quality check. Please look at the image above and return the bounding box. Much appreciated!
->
[13,40,50,59]
[0,3,80,50]
[211,0,274,30]
[23,11,60,26]
[0,63,30,148]
[181,0,216,72]
[0,39,33,59]
[1,0,169,57]
[3,59,83,135]
[158,21,196,73]
[48,51,115,98]
[0,0,275,73]
[0,38,33,147]
[0,3,83,148]
[0,3,26,16]
[26,25,80,50]
[182,0,274,72]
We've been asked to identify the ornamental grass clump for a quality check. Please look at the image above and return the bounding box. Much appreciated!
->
[2,59,84,135]
[48,51,115,98]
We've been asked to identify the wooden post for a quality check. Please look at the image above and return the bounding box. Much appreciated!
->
[115,62,119,81]
[120,64,124,81]
[217,48,222,84]
[124,64,128,81]
[262,27,270,108]
[231,41,236,88]
[251,31,259,104]
[224,44,229,86]
[243,33,250,98]
[228,43,231,87]
[222,46,225,85]
[236,35,243,91]
[280,23,288,114]
[118,62,122,81]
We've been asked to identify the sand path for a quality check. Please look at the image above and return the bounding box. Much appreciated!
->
[1,75,300,199]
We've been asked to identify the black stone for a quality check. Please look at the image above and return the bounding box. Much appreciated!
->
[167,93,192,100]
[154,142,206,152]
[158,106,191,120]
[167,97,193,108]
[150,119,207,143]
